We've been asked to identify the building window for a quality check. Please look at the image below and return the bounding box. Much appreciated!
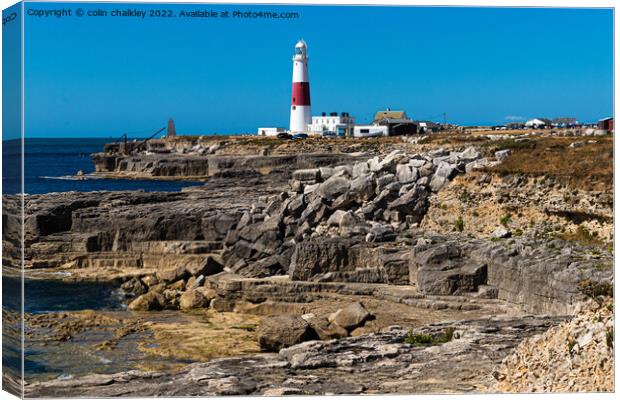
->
[292,106,296,110]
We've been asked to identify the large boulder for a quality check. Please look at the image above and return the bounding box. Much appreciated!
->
[434,161,457,180]
[156,265,189,283]
[429,174,448,192]
[257,315,317,351]
[387,185,428,221]
[396,164,418,184]
[186,255,224,276]
[315,176,351,201]
[121,277,147,297]
[349,174,376,201]
[417,262,488,295]
[329,302,372,332]
[179,289,208,311]
[455,146,481,163]
[289,238,351,281]
[352,161,370,177]
[411,241,487,295]
[304,315,349,340]
[128,291,165,311]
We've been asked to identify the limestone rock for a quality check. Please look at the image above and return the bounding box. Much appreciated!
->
[257,315,317,351]
[128,291,165,311]
[329,302,372,332]
[490,226,511,239]
[179,289,208,311]
[316,176,351,201]
[495,149,512,161]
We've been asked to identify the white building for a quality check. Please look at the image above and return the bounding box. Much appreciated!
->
[309,112,355,137]
[353,125,389,138]
[257,127,286,136]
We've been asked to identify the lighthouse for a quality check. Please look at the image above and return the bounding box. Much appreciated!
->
[289,40,311,133]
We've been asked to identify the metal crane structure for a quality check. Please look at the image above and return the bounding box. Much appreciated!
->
[113,127,166,155]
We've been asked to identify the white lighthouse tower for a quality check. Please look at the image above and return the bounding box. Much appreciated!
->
[289,40,311,133]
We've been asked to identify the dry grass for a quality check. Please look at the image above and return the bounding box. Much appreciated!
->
[487,136,613,191]
[557,225,607,247]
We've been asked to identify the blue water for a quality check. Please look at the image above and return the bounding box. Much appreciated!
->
[2,138,203,195]
[2,275,125,379]
[2,275,123,314]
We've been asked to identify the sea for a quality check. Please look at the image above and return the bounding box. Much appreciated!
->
[2,138,204,195]
[1,138,204,379]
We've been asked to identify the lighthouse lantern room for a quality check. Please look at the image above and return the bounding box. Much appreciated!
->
[290,40,312,133]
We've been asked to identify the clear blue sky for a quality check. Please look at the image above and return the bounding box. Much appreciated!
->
[17,3,615,138]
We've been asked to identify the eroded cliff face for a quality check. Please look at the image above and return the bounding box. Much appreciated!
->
[422,172,613,243]
[91,143,367,180]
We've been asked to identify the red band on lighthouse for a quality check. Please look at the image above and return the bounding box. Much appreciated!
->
[291,82,311,106]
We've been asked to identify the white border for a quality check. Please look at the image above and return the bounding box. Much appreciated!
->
[0,1,616,400]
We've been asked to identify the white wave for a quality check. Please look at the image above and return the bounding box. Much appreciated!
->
[38,174,103,181]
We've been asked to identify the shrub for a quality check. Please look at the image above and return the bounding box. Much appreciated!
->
[454,216,464,232]
[404,327,455,346]
[404,331,433,345]
[442,327,455,342]
[500,214,511,227]
[606,328,614,349]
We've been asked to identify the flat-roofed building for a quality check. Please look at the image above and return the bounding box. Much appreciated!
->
[309,112,355,137]
[257,127,287,136]
[353,125,389,137]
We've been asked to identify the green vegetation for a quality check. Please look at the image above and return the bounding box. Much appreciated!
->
[500,214,511,227]
[454,216,464,232]
[606,328,614,349]
[404,327,455,346]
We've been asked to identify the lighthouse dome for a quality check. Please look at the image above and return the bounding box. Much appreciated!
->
[293,40,308,59]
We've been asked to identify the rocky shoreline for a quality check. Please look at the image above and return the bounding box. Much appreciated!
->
[3,133,614,395]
